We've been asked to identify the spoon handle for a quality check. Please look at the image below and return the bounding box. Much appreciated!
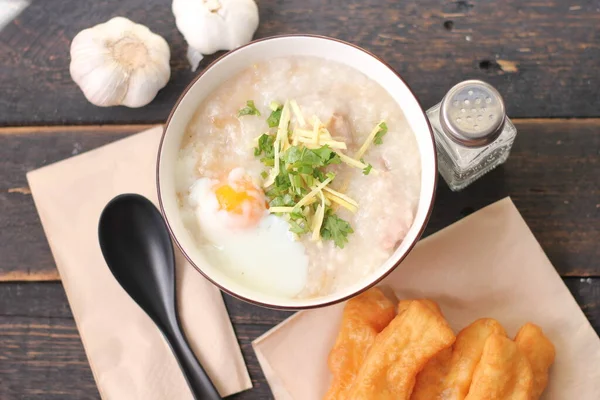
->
[164,323,222,400]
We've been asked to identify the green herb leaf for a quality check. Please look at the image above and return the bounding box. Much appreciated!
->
[282,193,295,206]
[298,148,322,166]
[238,100,261,117]
[361,158,373,175]
[255,134,275,167]
[290,211,305,221]
[373,122,388,145]
[269,101,281,111]
[281,145,340,170]
[269,197,285,207]
[274,169,291,193]
[302,174,315,188]
[257,134,274,155]
[321,212,354,248]
[269,193,295,208]
[312,145,341,166]
[260,157,275,167]
[282,146,303,164]
[298,165,314,175]
[256,130,355,246]
[313,169,325,181]
[288,219,309,234]
[290,174,304,191]
[260,171,268,179]
[267,106,283,128]
[265,186,281,198]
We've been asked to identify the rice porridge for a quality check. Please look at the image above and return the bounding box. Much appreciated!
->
[176,56,421,299]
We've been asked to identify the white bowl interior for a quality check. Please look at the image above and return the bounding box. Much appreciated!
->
[159,36,436,308]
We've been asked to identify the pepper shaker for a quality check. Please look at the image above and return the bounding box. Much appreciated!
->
[426,80,517,191]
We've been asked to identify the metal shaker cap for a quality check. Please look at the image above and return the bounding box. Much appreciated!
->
[440,80,506,147]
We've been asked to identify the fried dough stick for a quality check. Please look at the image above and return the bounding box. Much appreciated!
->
[464,334,533,400]
[398,299,442,316]
[411,318,507,400]
[346,300,456,400]
[323,288,396,400]
[514,323,556,399]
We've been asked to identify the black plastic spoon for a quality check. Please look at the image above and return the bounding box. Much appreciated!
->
[98,193,221,400]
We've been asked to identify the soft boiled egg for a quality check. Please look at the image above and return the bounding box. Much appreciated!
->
[189,167,308,298]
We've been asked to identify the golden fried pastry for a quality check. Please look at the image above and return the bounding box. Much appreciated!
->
[398,299,442,316]
[514,323,556,399]
[412,318,507,400]
[323,288,396,400]
[346,300,456,400]
[464,334,533,400]
[410,347,453,400]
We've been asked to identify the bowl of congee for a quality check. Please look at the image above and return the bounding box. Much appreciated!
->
[157,35,437,309]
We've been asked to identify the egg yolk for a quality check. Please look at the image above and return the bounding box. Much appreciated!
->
[215,184,258,213]
[212,173,267,229]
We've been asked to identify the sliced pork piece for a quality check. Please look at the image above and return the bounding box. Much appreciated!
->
[329,113,355,147]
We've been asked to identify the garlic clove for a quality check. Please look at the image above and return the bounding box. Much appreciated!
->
[172,0,259,70]
[69,31,113,81]
[221,0,260,49]
[186,47,205,73]
[123,64,170,108]
[69,17,170,108]
[76,61,130,107]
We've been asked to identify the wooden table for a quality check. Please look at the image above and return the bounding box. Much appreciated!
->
[1,1,598,398]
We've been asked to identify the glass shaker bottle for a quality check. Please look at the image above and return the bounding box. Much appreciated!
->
[426,80,517,191]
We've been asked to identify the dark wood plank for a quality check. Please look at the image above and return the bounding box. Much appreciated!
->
[564,277,600,331]
[0,317,274,399]
[0,280,598,399]
[0,282,73,318]
[0,317,99,400]
[1,119,598,279]
[1,0,599,125]
[230,324,280,400]
[1,280,596,332]
[0,282,280,399]
[0,281,293,327]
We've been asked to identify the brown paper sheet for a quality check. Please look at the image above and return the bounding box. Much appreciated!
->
[253,197,600,399]
[27,127,252,399]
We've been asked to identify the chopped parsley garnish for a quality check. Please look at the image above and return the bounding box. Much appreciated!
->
[263,145,337,206]
[238,100,261,117]
[373,121,388,145]
[288,217,310,234]
[254,133,276,165]
[267,106,283,128]
[258,143,350,246]
[253,99,388,248]
[361,159,373,175]
[281,145,340,172]
[321,211,354,249]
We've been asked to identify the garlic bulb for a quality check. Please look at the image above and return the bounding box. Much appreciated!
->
[172,0,259,71]
[69,17,171,108]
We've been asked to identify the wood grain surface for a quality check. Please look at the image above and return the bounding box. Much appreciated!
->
[1,120,598,397]
[2,120,598,280]
[1,0,599,126]
[1,1,599,398]
[0,280,597,399]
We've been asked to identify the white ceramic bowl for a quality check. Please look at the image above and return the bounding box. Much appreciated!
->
[158,35,437,309]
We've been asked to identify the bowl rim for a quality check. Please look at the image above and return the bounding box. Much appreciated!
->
[157,34,438,310]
